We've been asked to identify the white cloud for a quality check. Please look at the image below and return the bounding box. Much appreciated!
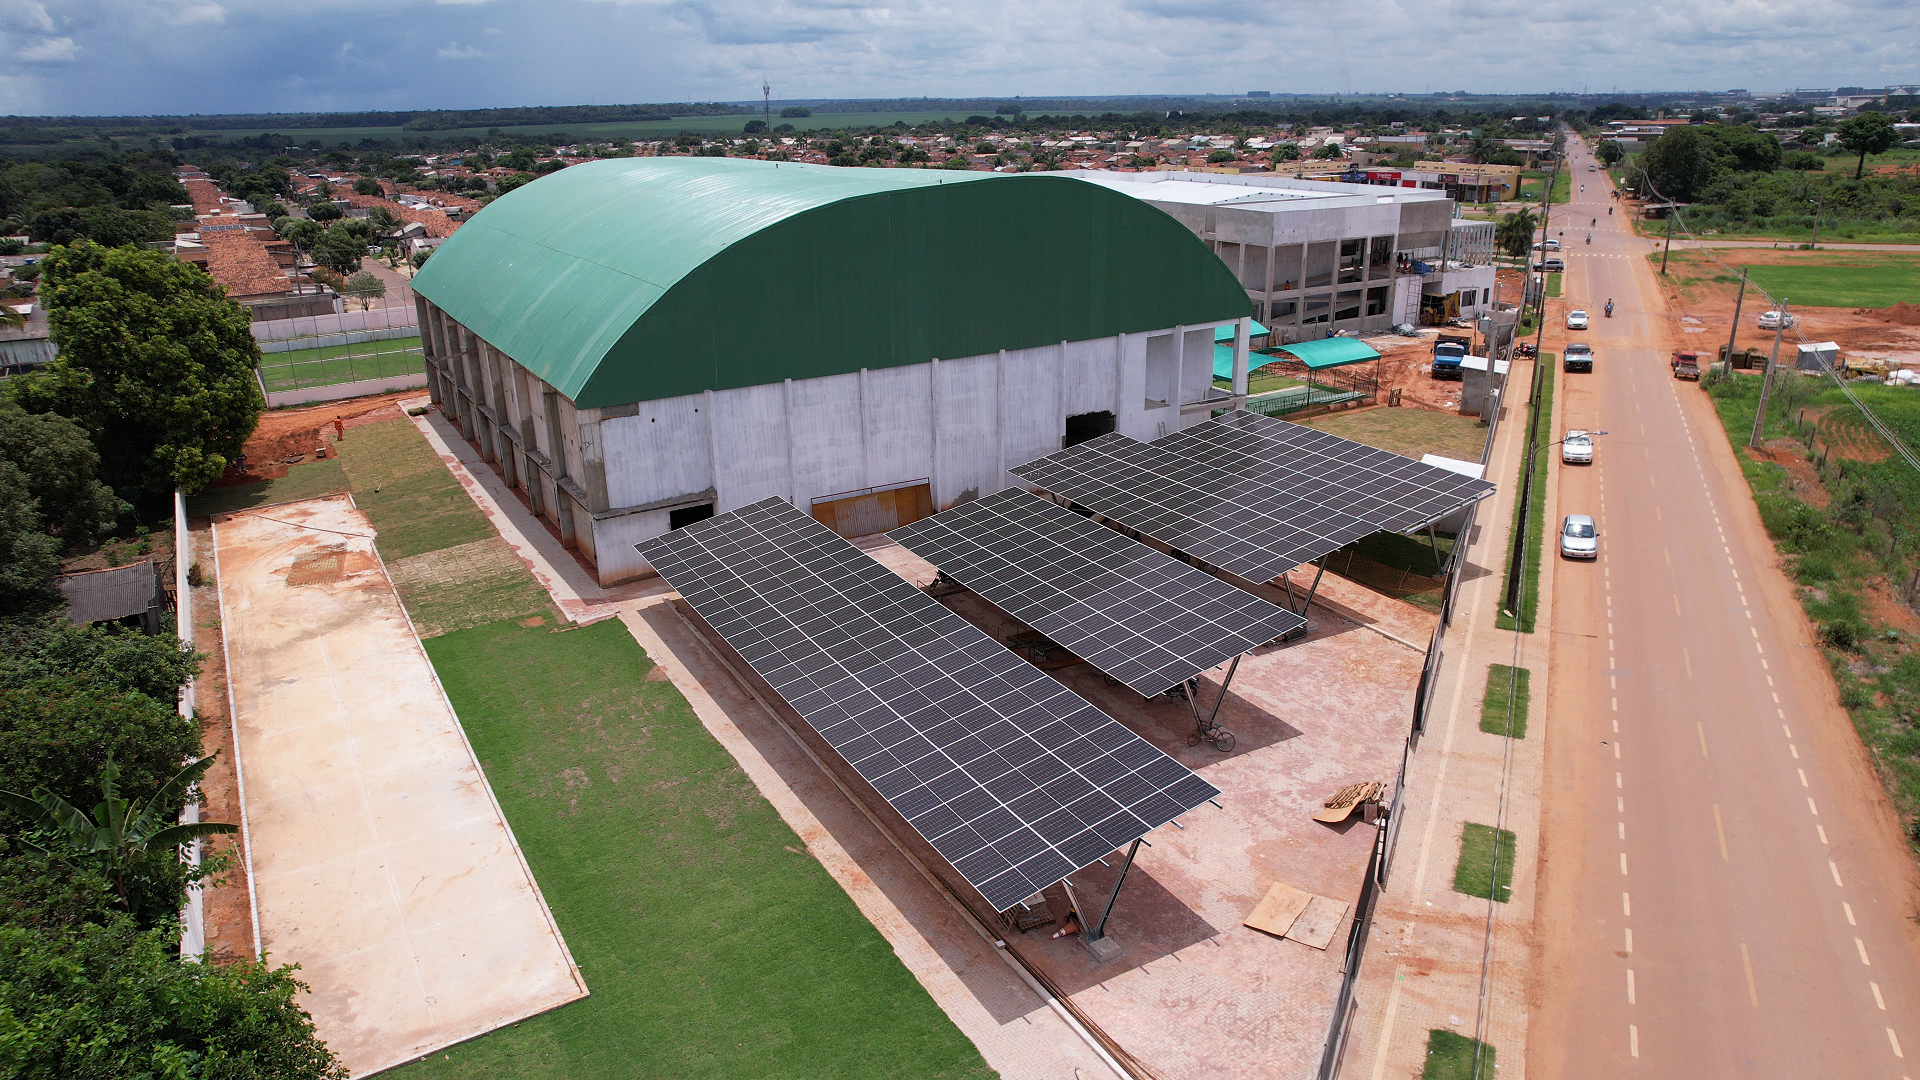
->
[17,36,77,63]
[173,3,227,25]
[482,25,503,34]
[0,2,55,33]
[436,41,497,59]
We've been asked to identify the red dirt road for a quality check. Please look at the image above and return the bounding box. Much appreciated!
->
[1533,138,1920,1077]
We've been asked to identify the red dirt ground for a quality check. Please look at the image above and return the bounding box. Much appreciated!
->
[221,393,415,482]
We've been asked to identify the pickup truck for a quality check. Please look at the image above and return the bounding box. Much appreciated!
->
[1670,350,1700,380]
[1563,342,1594,373]
[1431,334,1472,380]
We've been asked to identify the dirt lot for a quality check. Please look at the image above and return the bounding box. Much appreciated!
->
[1654,249,1920,367]
[222,392,416,483]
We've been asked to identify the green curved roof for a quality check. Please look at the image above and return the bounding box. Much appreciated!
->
[412,157,1251,409]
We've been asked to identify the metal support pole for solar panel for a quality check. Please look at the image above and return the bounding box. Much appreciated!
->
[1300,556,1328,616]
[1087,838,1143,943]
[1203,654,1243,735]
[1426,523,1445,575]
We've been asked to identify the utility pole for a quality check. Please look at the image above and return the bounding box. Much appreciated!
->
[1722,270,1747,376]
[1807,196,1824,249]
[1749,299,1789,450]
[1659,210,1675,275]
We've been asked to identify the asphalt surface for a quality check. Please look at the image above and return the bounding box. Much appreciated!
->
[1533,140,1920,1077]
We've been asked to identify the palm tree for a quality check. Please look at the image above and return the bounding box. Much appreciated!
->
[1496,207,1539,259]
[1,754,237,906]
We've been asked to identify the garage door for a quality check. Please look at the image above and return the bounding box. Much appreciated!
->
[811,480,934,539]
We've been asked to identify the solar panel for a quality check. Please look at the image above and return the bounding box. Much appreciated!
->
[1010,415,1493,583]
[637,498,1219,912]
[888,490,1304,698]
[1161,412,1496,536]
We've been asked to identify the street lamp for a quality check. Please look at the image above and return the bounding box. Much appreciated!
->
[1807,198,1824,249]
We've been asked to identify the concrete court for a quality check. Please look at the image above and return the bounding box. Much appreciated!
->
[214,496,586,1076]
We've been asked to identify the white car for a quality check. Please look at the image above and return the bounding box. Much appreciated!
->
[1560,514,1598,559]
[1758,310,1798,330]
[1566,309,1589,330]
[1533,238,1562,251]
[1562,430,1594,464]
[1587,163,1596,171]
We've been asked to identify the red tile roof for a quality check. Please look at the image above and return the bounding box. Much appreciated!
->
[199,232,290,298]
[181,177,225,214]
[342,193,460,238]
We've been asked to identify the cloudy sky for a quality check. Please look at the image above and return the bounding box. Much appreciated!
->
[3,0,1915,117]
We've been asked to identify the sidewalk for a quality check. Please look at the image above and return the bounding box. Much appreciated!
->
[1339,357,1560,1079]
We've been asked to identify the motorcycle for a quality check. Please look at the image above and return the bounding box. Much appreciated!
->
[1605,300,1615,318]
[1586,234,1592,244]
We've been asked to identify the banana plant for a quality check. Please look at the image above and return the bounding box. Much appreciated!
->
[0,753,238,905]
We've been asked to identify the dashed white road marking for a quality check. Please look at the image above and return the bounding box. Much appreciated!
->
[1623,892,1631,917]
[1742,943,1760,1006]
[1713,804,1729,860]
[1858,938,1873,966]
[1845,901,1856,925]
[1832,861,1846,887]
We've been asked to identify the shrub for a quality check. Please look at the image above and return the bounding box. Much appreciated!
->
[0,914,348,1079]
[0,622,201,704]
[0,676,201,837]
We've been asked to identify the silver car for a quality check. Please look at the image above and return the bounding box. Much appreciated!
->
[1560,514,1598,559]
[1562,430,1594,464]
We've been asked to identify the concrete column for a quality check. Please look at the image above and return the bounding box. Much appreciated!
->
[1112,334,1126,418]
[1232,317,1251,405]
[994,349,1007,481]
[929,358,943,508]
[1055,340,1067,447]
[704,389,722,511]
[577,410,609,514]
[857,367,871,491]
[783,378,797,505]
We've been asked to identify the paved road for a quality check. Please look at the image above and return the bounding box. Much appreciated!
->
[1533,139,1920,1077]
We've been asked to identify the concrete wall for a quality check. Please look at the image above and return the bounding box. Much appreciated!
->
[421,297,1249,585]
[263,371,428,409]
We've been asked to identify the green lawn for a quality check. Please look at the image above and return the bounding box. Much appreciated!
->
[1496,356,1555,633]
[186,457,348,518]
[1479,664,1531,738]
[1297,406,1487,462]
[1452,822,1517,903]
[334,419,498,560]
[402,618,993,1079]
[259,335,424,392]
[1741,260,1920,309]
[1546,272,1562,298]
[1422,1029,1497,1080]
[1518,169,1570,205]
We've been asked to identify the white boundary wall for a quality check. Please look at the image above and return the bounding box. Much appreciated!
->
[174,489,205,960]
[264,372,428,409]
[251,303,418,343]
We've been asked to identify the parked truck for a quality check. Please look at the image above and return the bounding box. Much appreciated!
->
[1670,350,1700,380]
[1432,334,1472,380]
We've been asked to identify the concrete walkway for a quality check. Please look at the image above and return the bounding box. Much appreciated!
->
[1338,357,1557,1079]
[213,496,587,1077]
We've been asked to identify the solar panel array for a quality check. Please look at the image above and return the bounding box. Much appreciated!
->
[637,498,1219,912]
[1163,412,1496,535]
[889,489,1304,697]
[1010,415,1493,583]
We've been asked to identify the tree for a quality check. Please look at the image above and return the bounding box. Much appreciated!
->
[410,247,433,269]
[351,176,384,196]
[305,199,342,222]
[313,227,365,276]
[1311,142,1344,160]
[276,216,323,249]
[8,242,262,502]
[0,461,63,617]
[743,119,768,135]
[1596,139,1625,166]
[780,106,812,118]
[1638,125,1721,202]
[0,913,349,1078]
[1270,144,1301,163]
[1783,150,1826,171]
[0,400,125,549]
[1496,207,1538,258]
[0,621,201,704]
[2,755,236,911]
[1837,111,1898,179]
[342,270,386,310]
[1206,149,1236,163]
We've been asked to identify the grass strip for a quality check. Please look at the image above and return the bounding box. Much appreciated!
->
[1546,272,1562,298]
[1496,355,1555,632]
[1422,1029,1497,1080]
[1453,822,1517,903]
[395,618,995,1080]
[1479,664,1530,739]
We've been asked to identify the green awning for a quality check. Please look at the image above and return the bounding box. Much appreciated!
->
[1271,338,1382,370]
[1214,320,1269,342]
